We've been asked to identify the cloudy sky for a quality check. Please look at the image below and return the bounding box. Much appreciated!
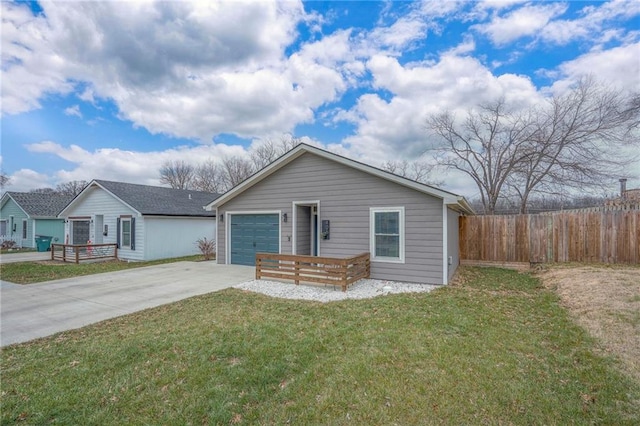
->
[2,0,639,199]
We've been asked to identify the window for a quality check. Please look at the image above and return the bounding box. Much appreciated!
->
[22,219,27,239]
[370,207,404,263]
[121,218,131,248]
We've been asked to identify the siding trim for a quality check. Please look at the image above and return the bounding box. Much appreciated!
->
[224,210,282,265]
[442,202,448,285]
[369,207,405,264]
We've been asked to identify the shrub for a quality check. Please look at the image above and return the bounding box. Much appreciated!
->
[1,240,17,250]
[196,237,216,260]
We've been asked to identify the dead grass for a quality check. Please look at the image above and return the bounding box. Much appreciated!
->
[537,264,640,383]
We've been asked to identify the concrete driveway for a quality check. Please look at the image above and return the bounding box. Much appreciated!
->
[0,251,50,263]
[0,261,254,346]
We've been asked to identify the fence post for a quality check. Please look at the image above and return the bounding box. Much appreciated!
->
[75,246,79,264]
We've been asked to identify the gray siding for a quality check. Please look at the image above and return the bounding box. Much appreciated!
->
[218,152,445,284]
[447,207,460,282]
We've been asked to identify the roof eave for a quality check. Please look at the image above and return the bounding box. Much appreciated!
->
[207,144,467,209]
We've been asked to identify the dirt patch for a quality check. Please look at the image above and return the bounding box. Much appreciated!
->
[536,265,640,383]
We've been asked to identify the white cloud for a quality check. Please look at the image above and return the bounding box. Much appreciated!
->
[24,141,252,187]
[548,42,640,93]
[540,0,640,46]
[474,3,568,46]
[3,169,52,192]
[0,3,74,115]
[63,105,82,118]
[338,53,539,175]
[1,1,355,141]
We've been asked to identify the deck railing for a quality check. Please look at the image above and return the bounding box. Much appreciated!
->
[51,243,118,264]
[255,252,370,292]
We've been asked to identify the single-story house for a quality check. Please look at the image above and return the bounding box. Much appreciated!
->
[205,144,474,285]
[1,191,72,249]
[58,180,220,261]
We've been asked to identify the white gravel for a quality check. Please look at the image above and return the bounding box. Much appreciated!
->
[233,278,439,302]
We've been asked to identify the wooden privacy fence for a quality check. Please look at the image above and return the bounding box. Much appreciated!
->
[255,252,371,291]
[460,206,640,265]
[51,243,118,264]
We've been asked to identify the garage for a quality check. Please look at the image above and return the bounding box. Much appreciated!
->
[229,214,280,266]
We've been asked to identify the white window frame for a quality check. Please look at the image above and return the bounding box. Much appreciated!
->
[369,207,405,263]
[121,218,132,249]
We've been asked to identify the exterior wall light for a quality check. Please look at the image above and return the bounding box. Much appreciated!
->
[283,213,288,223]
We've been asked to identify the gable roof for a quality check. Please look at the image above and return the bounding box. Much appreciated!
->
[1,191,74,218]
[60,180,220,217]
[206,143,474,215]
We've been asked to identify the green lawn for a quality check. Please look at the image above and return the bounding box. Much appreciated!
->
[0,255,204,284]
[0,248,36,255]
[2,267,638,425]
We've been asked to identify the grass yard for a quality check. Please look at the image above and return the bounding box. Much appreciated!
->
[2,267,639,425]
[0,248,35,255]
[0,255,204,284]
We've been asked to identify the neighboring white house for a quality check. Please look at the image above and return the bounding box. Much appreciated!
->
[58,180,219,261]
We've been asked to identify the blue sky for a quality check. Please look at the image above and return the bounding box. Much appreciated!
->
[2,0,639,198]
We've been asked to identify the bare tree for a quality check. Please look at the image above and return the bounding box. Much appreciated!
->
[221,156,254,188]
[250,135,301,170]
[506,78,639,213]
[56,180,88,196]
[380,159,441,185]
[0,172,9,188]
[428,99,533,214]
[428,78,639,214]
[29,187,56,194]
[192,160,227,193]
[159,160,194,189]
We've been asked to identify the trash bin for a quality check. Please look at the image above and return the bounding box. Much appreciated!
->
[35,235,53,252]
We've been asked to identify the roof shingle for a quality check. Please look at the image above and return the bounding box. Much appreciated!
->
[92,180,220,216]
[5,192,74,217]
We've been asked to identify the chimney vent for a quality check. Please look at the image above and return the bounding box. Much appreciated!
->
[619,178,627,198]
[188,194,192,200]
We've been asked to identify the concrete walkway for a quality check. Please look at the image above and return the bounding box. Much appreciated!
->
[0,261,254,346]
[0,251,50,263]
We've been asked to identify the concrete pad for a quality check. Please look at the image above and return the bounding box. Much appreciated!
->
[0,261,254,346]
[0,251,50,263]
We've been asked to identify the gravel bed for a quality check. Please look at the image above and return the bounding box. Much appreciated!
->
[233,278,439,302]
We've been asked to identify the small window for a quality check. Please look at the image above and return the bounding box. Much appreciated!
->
[370,207,404,263]
[121,218,131,248]
[22,219,27,239]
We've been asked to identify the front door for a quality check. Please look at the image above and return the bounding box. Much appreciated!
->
[230,214,279,266]
[72,220,90,245]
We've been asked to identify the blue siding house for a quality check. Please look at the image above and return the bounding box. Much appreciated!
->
[0,192,72,249]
